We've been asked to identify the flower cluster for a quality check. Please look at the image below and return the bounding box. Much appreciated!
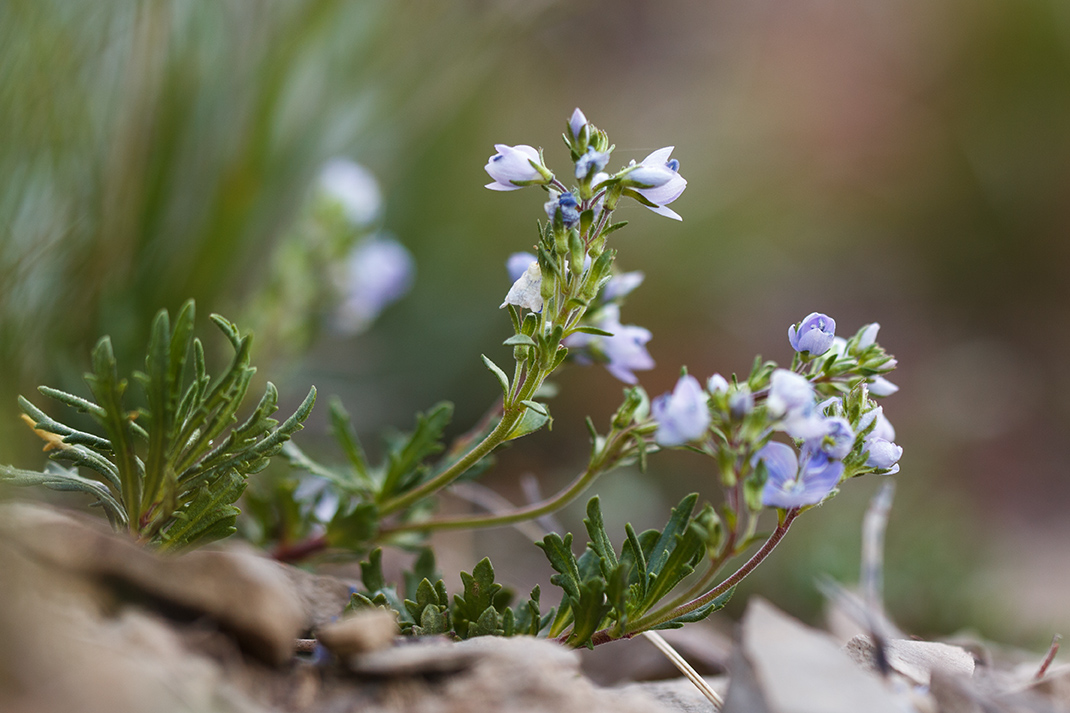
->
[488,109,684,386]
[650,312,902,512]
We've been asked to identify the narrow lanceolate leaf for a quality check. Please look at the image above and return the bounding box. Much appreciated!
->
[0,463,126,528]
[19,396,112,453]
[328,397,372,487]
[379,402,452,499]
[481,354,511,397]
[650,587,736,631]
[645,493,699,581]
[156,469,245,551]
[583,496,618,574]
[84,336,142,526]
[141,307,176,511]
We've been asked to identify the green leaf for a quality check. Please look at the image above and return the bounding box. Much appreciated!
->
[156,469,245,551]
[468,606,504,638]
[360,548,387,592]
[451,557,504,639]
[328,397,373,488]
[566,578,612,648]
[481,354,511,396]
[0,463,126,527]
[83,336,143,525]
[570,326,614,337]
[651,587,736,630]
[503,334,537,347]
[582,496,618,574]
[536,533,581,602]
[506,404,550,441]
[379,402,453,499]
[644,493,699,581]
[327,502,380,550]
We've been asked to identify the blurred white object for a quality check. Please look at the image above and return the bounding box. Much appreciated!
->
[318,158,382,227]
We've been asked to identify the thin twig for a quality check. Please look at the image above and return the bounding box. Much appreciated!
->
[641,631,724,710]
[1036,634,1061,679]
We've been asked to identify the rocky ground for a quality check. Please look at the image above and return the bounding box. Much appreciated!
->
[0,502,1066,713]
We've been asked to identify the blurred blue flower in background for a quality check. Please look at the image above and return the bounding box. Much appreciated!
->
[318,159,382,227]
[334,237,415,335]
[652,374,711,446]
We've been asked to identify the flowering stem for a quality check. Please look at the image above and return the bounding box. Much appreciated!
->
[379,427,635,535]
[623,508,800,634]
[378,365,550,517]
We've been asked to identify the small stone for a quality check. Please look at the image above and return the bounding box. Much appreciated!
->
[316,609,398,658]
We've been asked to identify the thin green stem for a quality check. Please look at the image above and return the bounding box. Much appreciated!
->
[380,427,634,535]
[625,508,800,633]
[378,365,549,516]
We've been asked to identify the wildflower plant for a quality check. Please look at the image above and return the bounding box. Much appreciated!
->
[260,111,901,648]
[1,110,902,651]
[1,301,316,550]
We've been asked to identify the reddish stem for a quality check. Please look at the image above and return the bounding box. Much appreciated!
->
[272,533,328,563]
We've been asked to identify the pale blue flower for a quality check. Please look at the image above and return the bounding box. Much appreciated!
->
[652,375,710,446]
[544,191,581,228]
[576,146,611,179]
[334,237,414,334]
[766,369,824,439]
[565,305,654,384]
[569,108,588,141]
[865,438,903,471]
[506,252,537,282]
[858,407,902,473]
[788,313,837,356]
[755,442,844,509]
[808,417,855,460]
[625,147,687,221]
[602,323,655,384]
[602,271,644,301]
[869,376,899,397]
[485,144,546,191]
[318,158,381,227]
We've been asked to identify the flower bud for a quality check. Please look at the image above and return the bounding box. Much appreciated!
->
[788,313,837,356]
[544,191,581,231]
[575,146,611,180]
